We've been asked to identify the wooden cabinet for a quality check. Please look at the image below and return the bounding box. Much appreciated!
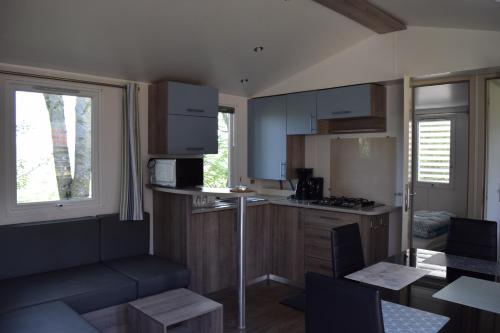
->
[302,209,360,277]
[148,81,218,155]
[316,84,386,134]
[270,205,304,285]
[246,205,271,280]
[286,91,317,135]
[248,96,304,180]
[317,84,384,120]
[189,210,237,294]
[363,214,389,264]
[301,209,390,277]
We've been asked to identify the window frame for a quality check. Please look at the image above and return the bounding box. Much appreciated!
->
[4,79,102,218]
[414,114,457,190]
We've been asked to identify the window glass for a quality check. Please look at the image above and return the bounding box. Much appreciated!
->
[15,90,92,203]
[417,119,452,184]
[204,111,233,188]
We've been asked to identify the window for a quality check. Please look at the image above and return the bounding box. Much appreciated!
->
[6,81,100,209]
[416,119,452,185]
[204,106,234,188]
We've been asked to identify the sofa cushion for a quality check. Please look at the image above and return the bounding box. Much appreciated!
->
[0,217,100,280]
[104,255,190,297]
[0,263,136,314]
[0,301,99,333]
[99,213,150,261]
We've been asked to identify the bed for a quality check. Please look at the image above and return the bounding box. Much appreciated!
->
[412,211,455,251]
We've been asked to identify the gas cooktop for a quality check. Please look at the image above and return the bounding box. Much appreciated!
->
[310,196,384,210]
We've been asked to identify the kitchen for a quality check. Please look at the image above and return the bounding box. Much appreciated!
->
[1,1,500,333]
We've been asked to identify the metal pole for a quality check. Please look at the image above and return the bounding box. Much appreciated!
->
[237,196,247,329]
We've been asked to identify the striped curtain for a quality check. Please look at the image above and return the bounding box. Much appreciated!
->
[119,83,143,221]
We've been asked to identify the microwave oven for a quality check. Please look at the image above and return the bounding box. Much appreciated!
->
[148,158,203,188]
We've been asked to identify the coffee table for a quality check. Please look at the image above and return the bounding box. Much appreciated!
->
[128,288,223,333]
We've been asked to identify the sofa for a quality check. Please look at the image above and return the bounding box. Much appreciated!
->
[0,213,190,332]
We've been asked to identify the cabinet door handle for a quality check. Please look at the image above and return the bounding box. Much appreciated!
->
[186,147,204,151]
[309,114,314,133]
[319,216,338,221]
[331,110,351,115]
[186,108,205,113]
[280,162,286,179]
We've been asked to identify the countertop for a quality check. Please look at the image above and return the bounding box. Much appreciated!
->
[148,185,255,198]
[192,194,400,216]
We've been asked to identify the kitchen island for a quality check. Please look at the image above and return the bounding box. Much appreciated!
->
[150,185,254,330]
[150,186,401,328]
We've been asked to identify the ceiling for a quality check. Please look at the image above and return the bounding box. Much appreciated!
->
[372,0,500,32]
[0,0,373,96]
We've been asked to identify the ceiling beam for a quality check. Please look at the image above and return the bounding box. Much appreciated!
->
[313,0,406,34]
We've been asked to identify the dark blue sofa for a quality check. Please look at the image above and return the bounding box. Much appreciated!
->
[0,213,190,332]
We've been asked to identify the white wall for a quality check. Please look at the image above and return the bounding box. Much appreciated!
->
[257,26,500,96]
[486,79,500,260]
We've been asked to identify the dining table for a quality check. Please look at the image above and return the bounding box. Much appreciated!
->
[360,248,500,333]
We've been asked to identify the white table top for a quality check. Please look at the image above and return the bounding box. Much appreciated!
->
[433,276,500,314]
[345,262,429,291]
[382,300,449,333]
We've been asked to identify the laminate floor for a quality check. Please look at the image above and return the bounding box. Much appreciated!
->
[207,281,305,333]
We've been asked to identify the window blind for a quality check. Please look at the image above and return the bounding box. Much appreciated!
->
[417,119,452,184]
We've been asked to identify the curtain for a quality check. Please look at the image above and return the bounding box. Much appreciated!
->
[119,83,143,221]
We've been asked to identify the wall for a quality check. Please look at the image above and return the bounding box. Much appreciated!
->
[486,79,500,260]
[257,26,500,97]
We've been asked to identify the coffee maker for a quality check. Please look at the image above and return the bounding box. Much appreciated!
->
[295,168,313,200]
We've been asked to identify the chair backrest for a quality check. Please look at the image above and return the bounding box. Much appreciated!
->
[446,217,497,261]
[331,223,365,278]
[305,272,384,333]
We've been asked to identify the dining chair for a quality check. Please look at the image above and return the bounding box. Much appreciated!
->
[305,271,384,333]
[445,217,498,282]
[331,223,365,278]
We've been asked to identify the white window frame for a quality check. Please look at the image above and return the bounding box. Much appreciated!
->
[415,114,457,190]
[4,79,102,219]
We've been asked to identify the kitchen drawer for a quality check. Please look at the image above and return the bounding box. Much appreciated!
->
[167,115,218,154]
[305,226,331,261]
[166,81,218,118]
[302,209,360,230]
[317,85,371,120]
[305,256,333,277]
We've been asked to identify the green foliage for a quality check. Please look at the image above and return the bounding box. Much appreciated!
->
[204,112,231,188]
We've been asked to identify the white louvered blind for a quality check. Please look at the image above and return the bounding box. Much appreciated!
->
[417,119,452,184]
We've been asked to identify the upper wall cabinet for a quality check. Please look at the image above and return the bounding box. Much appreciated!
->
[317,84,385,120]
[248,96,287,180]
[286,91,317,135]
[149,81,218,155]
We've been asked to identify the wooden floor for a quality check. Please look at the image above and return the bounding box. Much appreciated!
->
[207,281,305,333]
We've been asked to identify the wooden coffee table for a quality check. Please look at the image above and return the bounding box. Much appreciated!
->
[127,288,223,333]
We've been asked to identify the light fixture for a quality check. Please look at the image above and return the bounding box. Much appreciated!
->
[240,78,249,84]
[253,46,264,53]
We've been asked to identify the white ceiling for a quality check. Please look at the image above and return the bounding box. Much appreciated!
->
[0,0,373,96]
[371,0,500,32]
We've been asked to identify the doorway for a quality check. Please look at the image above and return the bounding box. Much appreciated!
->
[410,82,470,251]
[485,78,500,259]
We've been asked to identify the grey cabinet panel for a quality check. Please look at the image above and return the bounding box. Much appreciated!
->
[248,96,287,180]
[286,91,317,135]
[167,115,218,155]
[166,81,218,118]
[317,85,371,119]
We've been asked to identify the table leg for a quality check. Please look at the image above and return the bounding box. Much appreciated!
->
[237,197,247,330]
